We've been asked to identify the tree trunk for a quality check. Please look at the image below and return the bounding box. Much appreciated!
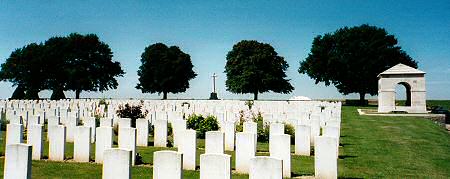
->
[162,92,167,100]
[253,92,258,100]
[359,92,366,106]
[51,87,66,100]
[75,90,81,99]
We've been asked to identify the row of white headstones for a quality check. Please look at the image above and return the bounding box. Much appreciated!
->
[3,101,340,179]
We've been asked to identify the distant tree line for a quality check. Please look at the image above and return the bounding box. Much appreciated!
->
[0,24,418,101]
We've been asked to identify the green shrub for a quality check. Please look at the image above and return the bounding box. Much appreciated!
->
[284,123,296,144]
[186,114,220,139]
[257,121,269,142]
[116,103,148,128]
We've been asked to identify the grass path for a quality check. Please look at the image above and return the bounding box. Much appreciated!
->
[0,106,449,178]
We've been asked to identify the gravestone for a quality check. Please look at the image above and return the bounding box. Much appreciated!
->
[224,121,235,151]
[4,144,32,179]
[95,126,113,163]
[249,156,283,179]
[48,125,66,161]
[102,148,131,179]
[153,151,183,179]
[136,118,149,147]
[295,125,311,156]
[205,131,224,154]
[178,129,197,170]
[200,153,231,179]
[74,126,91,162]
[154,119,168,147]
[6,123,23,145]
[27,124,43,160]
[118,127,137,165]
[235,132,257,174]
[315,136,338,179]
[270,134,291,178]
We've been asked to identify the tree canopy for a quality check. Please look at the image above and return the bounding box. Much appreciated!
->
[299,24,418,103]
[0,33,124,99]
[136,43,197,99]
[224,40,294,100]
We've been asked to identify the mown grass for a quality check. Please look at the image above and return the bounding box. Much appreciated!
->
[0,103,449,178]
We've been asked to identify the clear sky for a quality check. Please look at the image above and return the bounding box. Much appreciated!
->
[0,0,449,100]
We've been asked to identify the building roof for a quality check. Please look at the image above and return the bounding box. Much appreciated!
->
[378,63,425,77]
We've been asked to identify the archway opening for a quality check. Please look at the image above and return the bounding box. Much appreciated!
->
[395,82,411,106]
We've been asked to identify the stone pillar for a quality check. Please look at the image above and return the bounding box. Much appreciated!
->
[205,131,224,154]
[74,126,91,162]
[249,156,283,179]
[315,136,338,179]
[295,125,311,156]
[171,119,186,147]
[4,144,32,179]
[270,134,291,178]
[118,127,137,165]
[153,151,183,179]
[6,123,23,145]
[178,129,197,170]
[235,132,257,174]
[102,148,131,179]
[48,125,66,161]
[95,126,113,163]
[224,121,235,151]
[136,118,149,147]
[269,123,284,144]
[27,124,43,160]
[154,119,167,147]
[200,153,231,179]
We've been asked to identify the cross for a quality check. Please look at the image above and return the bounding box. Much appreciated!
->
[211,73,218,93]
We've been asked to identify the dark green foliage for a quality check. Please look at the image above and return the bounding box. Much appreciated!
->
[0,43,47,99]
[136,43,197,99]
[116,103,148,128]
[257,121,270,142]
[284,123,295,144]
[299,24,417,103]
[186,114,220,139]
[225,40,294,100]
[10,85,25,100]
[50,88,66,100]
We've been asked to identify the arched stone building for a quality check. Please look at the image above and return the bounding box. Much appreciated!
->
[378,63,427,113]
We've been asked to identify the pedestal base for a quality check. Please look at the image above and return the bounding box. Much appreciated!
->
[209,92,219,100]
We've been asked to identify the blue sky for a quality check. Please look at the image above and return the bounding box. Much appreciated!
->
[0,0,449,100]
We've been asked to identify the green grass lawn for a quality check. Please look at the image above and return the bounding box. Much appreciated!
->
[0,105,449,178]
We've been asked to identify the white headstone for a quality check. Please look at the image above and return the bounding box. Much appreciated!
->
[74,126,91,162]
[178,129,197,170]
[27,124,43,160]
[95,126,113,163]
[171,120,186,147]
[102,148,131,179]
[235,132,257,174]
[315,136,338,179]
[154,119,168,147]
[224,121,235,151]
[4,144,32,179]
[6,123,23,146]
[118,127,137,165]
[295,125,311,156]
[84,117,96,143]
[269,123,284,144]
[270,134,291,178]
[153,151,183,179]
[100,117,113,127]
[200,153,231,179]
[48,125,66,161]
[205,131,224,154]
[136,118,149,147]
[249,156,283,179]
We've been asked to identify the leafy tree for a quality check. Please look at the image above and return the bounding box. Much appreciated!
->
[0,43,47,99]
[43,36,70,100]
[299,24,418,104]
[60,33,125,99]
[136,43,197,99]
[225,40,294,100]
